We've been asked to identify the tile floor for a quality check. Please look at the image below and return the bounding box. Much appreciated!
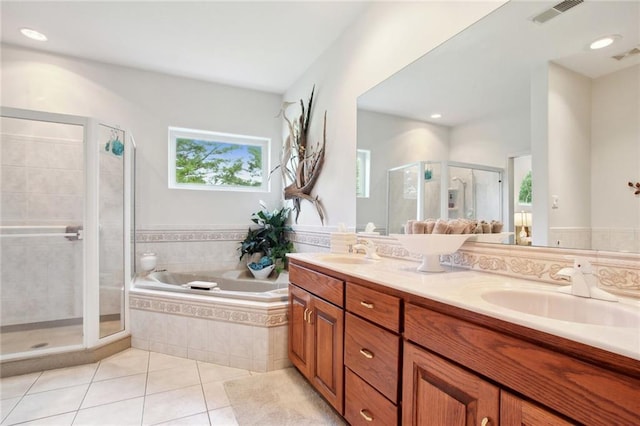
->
[0,348,268,425]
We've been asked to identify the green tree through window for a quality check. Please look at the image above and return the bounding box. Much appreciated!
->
[175,138,263,187]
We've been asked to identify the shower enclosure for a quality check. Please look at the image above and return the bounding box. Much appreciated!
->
[387,161,503,234]
[0,107,135,361]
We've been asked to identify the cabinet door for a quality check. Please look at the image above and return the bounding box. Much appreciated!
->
[403,341,499,426]
[501,391,576,426]
[288,284,313,379]
[311,295,344,414]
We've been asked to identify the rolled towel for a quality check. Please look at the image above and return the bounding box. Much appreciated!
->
[491,221,503,233]
[474,222,484,234]
[433,219,449,234]
[425,220,436,234]
[406,220,416,234]
[481,221,492,233]
[412,221,427,234]
[449,219,467,234]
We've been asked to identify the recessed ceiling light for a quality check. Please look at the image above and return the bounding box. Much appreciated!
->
[589,34,621,50]
[430,113,442,119]
[20,28,47,42]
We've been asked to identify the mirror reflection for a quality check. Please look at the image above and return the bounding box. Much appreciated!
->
[357,0,639,253]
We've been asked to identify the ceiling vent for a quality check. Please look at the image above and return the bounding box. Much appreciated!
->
[532,0,584,24]
[612,47,640,61]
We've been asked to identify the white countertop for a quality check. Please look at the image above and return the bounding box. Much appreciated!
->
[288,252,640,361]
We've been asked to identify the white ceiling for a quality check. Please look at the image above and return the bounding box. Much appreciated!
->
[358,0,640,127]
[0,1,370,94]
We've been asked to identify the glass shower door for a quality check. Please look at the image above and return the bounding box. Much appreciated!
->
[98,124,126,338]
[0,115,85,355]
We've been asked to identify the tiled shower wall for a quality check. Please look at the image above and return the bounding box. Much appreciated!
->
[0,119,84,326]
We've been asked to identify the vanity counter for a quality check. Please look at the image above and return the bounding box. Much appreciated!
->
[287,252,640,365]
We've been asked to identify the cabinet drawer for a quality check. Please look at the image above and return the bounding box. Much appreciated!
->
[345,368,398,426]
[346,282,401,332]
[289,264,344,307]
[345,313,400,403]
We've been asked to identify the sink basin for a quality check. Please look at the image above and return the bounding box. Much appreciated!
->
[316,255,376,265]
[481,289,640,328]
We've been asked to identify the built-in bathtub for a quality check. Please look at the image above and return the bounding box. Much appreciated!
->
[133,269,289,302]
[129,269,291,372]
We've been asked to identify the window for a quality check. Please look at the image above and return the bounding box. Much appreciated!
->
[168,127,270,192]
[356,149,371,198]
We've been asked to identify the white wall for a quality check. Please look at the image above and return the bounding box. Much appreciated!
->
[356,109,449,230]
[283,1,507,230]
[547,63,592,234]
[1,44,284,229]
[591,64,639,229]
[449,103,530,168]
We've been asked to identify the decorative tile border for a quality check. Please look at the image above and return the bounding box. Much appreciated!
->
[292,230,640,298]
[136,229,246,243]
[130,293,288,327]
[135,227,640,298]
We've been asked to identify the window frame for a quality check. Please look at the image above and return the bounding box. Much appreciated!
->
[168,126,271,192]
[356,149,371,198]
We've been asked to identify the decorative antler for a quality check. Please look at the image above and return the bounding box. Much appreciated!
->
[628,181,640,196]
[274,87,326,224]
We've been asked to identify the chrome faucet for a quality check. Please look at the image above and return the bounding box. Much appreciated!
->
[557,258,617,302]
[352,239,381,260]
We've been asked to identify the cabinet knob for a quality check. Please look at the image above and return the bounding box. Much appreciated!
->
[359,409,374,422]
[360,301,374,309]
[359,348,374,359]
[481,417,490,426]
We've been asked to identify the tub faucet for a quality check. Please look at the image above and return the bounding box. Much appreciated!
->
[352,239,381,260]
[557,258,617,302]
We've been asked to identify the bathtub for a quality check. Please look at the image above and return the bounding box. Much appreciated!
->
[132,269,289,302]
[129,268,291,371]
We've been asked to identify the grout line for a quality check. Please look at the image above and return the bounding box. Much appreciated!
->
[70,359,101,424]
[139,349,151,425]
[0,371,43,424]
[194,361,213,426]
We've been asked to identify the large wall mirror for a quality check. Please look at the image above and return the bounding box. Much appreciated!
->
[357,0,639,254]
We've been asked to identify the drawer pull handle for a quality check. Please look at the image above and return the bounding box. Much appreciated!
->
[481,417,490,426]
[360,301,374,309]
[303,308,308,322]
[360,409,374,422]
[307,310,313,324]
[359,348,374,359]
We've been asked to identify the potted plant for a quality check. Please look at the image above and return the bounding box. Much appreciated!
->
[239,203,294,277]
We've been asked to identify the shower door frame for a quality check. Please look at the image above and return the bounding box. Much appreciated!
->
[0,107,132,359]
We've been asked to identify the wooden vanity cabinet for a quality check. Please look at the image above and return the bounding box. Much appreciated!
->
[288,264,344,414]
[404,302,640,425]
[288,259,640,425]
[403,341,499,426]
[344,282,402,425]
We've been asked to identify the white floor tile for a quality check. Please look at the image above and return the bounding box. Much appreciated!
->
[93,350,149,382]
[0,372,42,399]
[2,383,88,425]
[208,407,238,426]
[196,362,249,384]
[154,412,211,425]
[16,412,76,426]
[28,363,97,394]
[201,381,229,411]
[80,373,146,409]
[142,385,207,426]
[1,397,20,423]
[73,397,144,426]
[148,352,196,372]
[146,364,200,395]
